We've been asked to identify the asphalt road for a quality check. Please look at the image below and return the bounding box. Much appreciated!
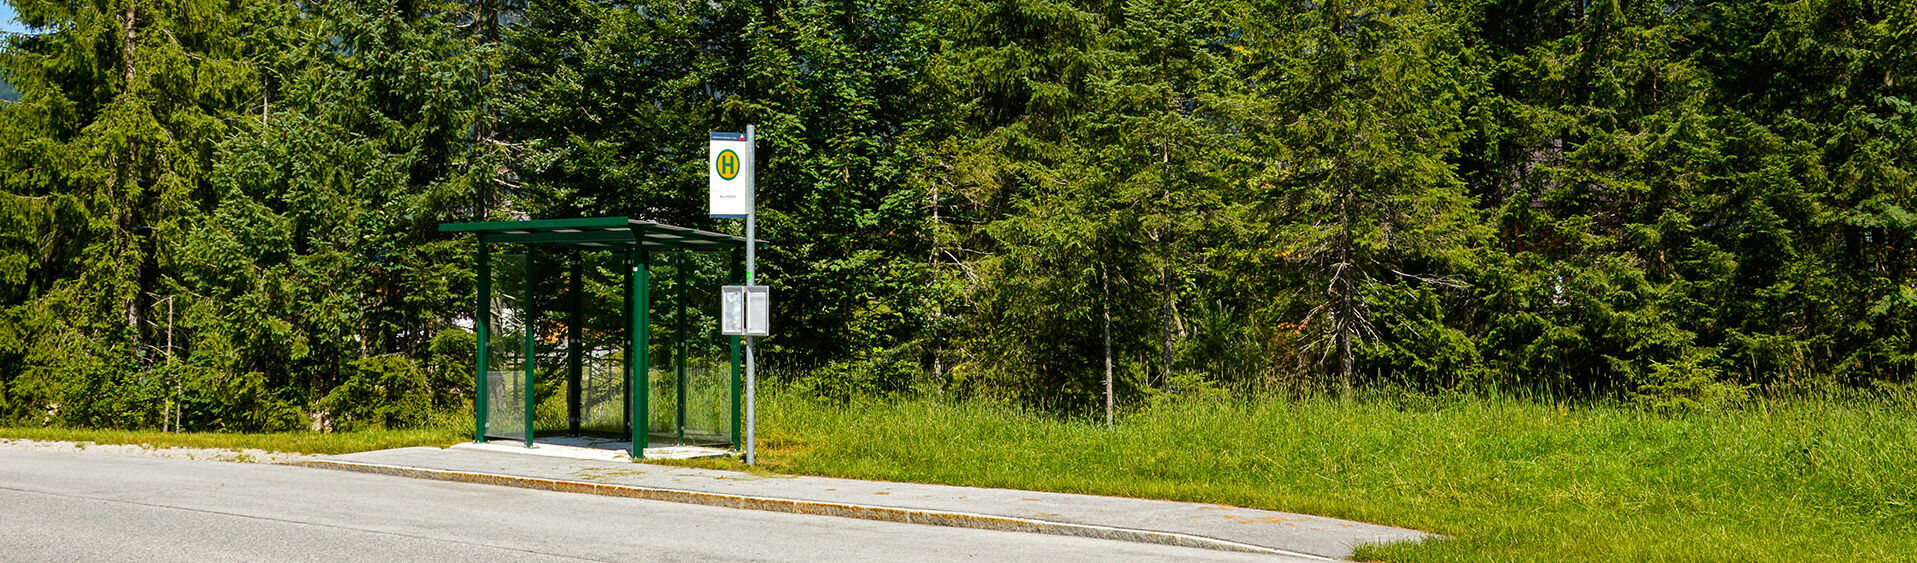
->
[0,450,1307,562]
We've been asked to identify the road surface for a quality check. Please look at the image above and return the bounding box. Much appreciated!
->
[0,450,1307,562]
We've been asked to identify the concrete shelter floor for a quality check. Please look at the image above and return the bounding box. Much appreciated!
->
[458,435,732,461]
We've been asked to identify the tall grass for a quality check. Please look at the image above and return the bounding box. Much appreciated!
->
[719,389,1916,561]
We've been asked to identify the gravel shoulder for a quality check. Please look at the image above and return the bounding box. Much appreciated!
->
[0,437,313,464]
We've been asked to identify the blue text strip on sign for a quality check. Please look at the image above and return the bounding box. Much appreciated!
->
[711,132,747,141]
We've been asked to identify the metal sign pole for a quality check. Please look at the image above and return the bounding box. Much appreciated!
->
[744,124,758,466]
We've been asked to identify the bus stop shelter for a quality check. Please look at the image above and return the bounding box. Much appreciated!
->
[439,217,745,458]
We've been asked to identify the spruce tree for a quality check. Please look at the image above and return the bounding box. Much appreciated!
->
[0,0,270,425]
[1235,0,1484,391]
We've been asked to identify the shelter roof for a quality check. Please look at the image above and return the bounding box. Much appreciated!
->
[438,217,745,251]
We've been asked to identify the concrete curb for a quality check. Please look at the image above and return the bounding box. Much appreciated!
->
[288,459,1337,561]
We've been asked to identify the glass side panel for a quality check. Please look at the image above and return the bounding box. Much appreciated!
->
[646,252,680,440]
[647,250,736,446]
[579,251,629,436]
[681,250,735,446]
[485,253,529,442]
[520,251,630,439]
[531,253,568,435]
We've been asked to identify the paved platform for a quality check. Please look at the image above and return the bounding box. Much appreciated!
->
[453,436,731,461]
[296,446,1430,560]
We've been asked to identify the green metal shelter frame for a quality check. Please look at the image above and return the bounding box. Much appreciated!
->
[439,217,746,458]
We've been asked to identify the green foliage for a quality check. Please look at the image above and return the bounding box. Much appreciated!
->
[798,347,927,404]
[174,365,305,432]
[50,342,163,429]
[425,328,475,410]
[1632,348,1752,412]
[316,354,432,431]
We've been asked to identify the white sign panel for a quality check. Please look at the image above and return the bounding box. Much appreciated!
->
[721,286,746,335]
[709,131,752,218]
[745,286,770,337]
[720,285,770,337]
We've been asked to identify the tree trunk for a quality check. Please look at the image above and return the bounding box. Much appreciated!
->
[1338,316,1353,394]
[121,2,137,87]
[119,0,147,349]
[1160,265,1173,388]
[1336,179,1354,394]
[1159,136,1174,390]
[471,2,504,220]
[1101,263,1114,427]
[930,181,944,384]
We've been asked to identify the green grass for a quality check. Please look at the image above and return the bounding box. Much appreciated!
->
[0,426,467,456]
[668,390,1916,561]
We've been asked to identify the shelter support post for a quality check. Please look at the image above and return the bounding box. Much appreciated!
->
[630,248,651,458]
[524,252,537,448]
[622,252,631,436]
[475,240,491,442]
[674,251,688,444]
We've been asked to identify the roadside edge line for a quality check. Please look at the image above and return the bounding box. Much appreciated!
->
[285,459,1337,560]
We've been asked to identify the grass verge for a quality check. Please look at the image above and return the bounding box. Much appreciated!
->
[664,390,1915,561]
[0,426,467,456]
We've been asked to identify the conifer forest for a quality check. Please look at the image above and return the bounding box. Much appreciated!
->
[0,0,1912,430]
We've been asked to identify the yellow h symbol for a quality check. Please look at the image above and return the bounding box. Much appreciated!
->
[717,150,741,180]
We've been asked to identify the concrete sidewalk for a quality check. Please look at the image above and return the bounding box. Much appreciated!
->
[294,446,1430,560]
